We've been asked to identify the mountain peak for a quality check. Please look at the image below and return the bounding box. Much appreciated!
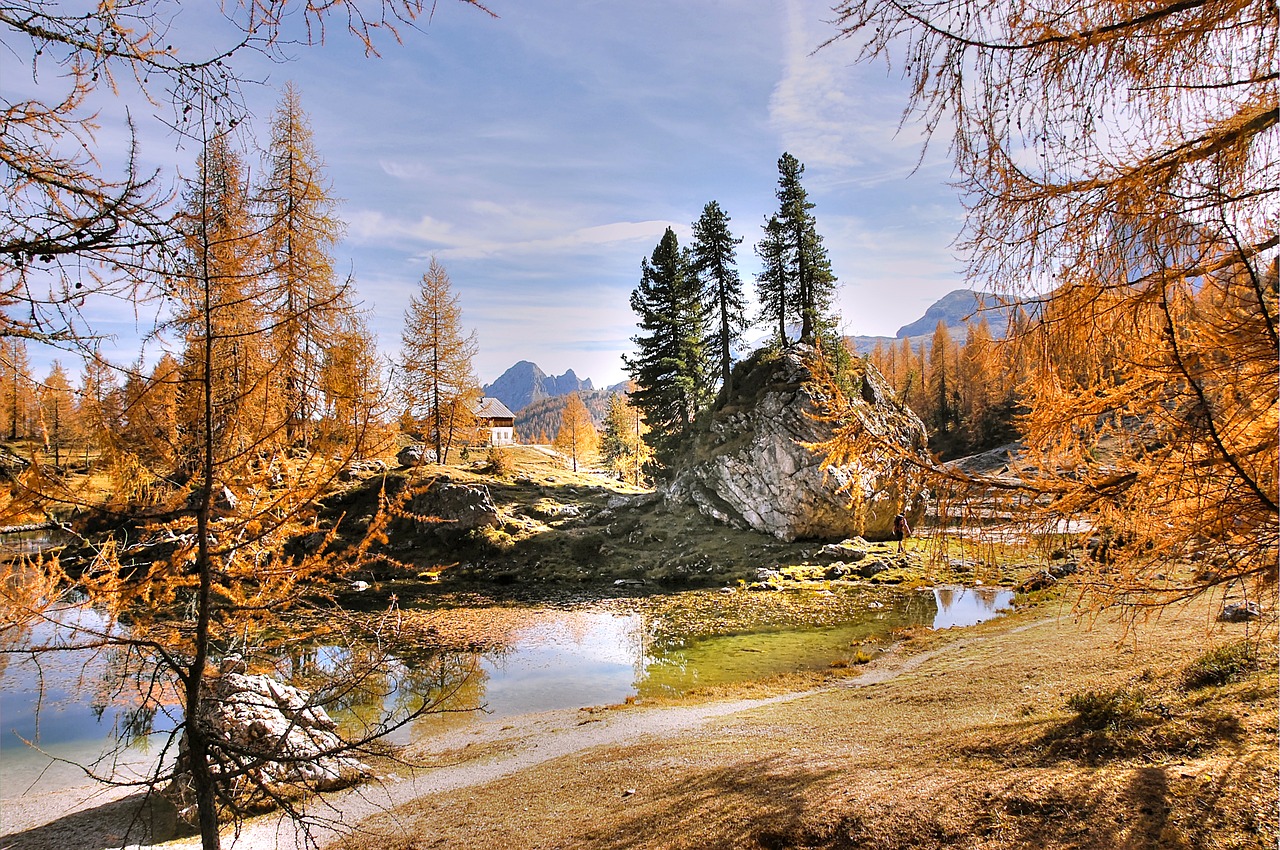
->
[483,362,594,413]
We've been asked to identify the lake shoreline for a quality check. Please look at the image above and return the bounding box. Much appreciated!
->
[5,591,1273,850]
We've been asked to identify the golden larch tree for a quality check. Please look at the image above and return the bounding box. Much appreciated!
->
[399,257,479,464]
[823,0,1278,607]
[554,392,599,473]
[259,83,345,448]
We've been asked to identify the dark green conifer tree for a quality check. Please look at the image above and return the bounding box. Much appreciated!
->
[755,215,791,349]
[769,152,838,343]
[690,201,746,398]
[624,227,709,463]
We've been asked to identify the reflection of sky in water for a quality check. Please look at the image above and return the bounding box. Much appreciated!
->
[478,612,642,717]
[932,586,1014,629]
[0,605,172,797]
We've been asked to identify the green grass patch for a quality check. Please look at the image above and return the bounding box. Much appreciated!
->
[1182,639,1260,689]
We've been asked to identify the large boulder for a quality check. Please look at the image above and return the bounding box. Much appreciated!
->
[399,480,502,534]
[168,662,370,824]
[668,347,927,542]
[397,444,437,467]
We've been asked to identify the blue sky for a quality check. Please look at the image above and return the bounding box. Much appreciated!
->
[19,0,970,388]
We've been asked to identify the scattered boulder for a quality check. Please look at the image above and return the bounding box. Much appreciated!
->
[1016,570,1057,593]
[167,666,370,825]
[607,492,661,511]
[1048,561,1078,579]
[1219,601,1262,622]
[213,486,238,513]
[818,539,870,562]
[400,481,502,534]
[667,348,928,542]
[340,459,390,481]
[397,444,437,467]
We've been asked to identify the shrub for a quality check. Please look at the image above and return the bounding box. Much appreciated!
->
[1183,640,1259,689]
[487,446,513,477]
[1066,687,1146,731]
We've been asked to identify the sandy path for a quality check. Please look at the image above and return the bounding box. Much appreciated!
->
[0,634,960,850]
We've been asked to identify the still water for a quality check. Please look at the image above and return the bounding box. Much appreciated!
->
[0,585,1011,798]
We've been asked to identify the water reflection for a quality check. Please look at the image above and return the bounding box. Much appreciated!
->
[1,585,1014,797]
[931,586,1013,629]
[0,530,68,560]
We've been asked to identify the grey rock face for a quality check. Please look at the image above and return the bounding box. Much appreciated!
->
[402,480,502,533]
[1219,601,1262,622]
[168,670,370,824]
[668,348,927,542]
[483,360,595,412]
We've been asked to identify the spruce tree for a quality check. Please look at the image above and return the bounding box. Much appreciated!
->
[754,215,791,348]
[624,227,708,462]
[690,201,746,397]
[767,152,837,344]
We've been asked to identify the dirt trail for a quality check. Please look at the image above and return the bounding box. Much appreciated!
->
[5,605,1272,850]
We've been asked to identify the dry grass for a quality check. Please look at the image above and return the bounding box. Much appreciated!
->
[328,596,1277,850]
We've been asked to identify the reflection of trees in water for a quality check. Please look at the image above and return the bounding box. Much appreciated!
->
[2,594,489,776]
[90,643,179,752]
[276,641,487,738]
[971,587,1005,610]
[899,591,940,627]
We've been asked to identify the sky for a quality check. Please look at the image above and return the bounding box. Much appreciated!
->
[15,0,972,389]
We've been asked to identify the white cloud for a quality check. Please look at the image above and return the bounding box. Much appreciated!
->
[348,206,683,263]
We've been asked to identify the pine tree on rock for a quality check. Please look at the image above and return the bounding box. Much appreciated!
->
[763,153,838,344]
[755,215,791,349]
[690,201,746,397]
[399,257,479,464]
[624,227,710,463]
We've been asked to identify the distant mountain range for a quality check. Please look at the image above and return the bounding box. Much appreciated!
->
[482,361,595,413]
[848,288,1021,354]
[486,289,1023,419]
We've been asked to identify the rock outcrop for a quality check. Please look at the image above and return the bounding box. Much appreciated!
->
[168,660,370,824]
[668,347,927,542]
[398,479,502,534]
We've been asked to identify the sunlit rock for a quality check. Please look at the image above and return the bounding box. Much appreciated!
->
[167,669,370,825]
[668,347,927,542]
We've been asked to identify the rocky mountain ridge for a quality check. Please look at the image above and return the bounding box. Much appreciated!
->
[847,288,1023,354]
[483,361,594,412]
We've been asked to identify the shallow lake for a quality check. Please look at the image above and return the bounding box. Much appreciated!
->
[0,585,1012,798]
